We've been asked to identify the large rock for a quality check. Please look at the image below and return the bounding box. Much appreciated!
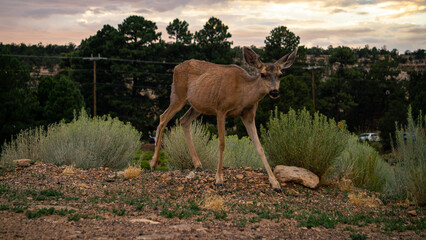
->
[273,165,319,189]
[13,159,31,167]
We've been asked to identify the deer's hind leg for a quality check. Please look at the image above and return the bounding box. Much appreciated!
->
[150,100,186,170]
[180,107,202,169]
[215,111,226,186]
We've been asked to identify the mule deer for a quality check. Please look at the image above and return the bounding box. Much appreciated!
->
[150,47,298,192]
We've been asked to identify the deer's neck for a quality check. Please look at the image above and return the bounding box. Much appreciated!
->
[245,76,269,102]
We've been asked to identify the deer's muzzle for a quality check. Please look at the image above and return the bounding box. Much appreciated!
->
[269,90,280,99]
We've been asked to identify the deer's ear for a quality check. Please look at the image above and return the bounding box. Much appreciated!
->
[243,47,263,69]
[276,48,298,69]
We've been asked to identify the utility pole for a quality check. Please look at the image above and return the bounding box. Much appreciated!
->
[305,66,324,113]
[83,54,107,117]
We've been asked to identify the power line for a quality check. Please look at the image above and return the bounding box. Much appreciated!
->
[0,54,180,65]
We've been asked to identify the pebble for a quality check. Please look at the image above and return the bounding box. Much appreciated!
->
[236,174,244,180]
[185,171,196,180]
[408,210,417,216]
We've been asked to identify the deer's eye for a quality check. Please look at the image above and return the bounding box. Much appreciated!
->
[260,73,266,78]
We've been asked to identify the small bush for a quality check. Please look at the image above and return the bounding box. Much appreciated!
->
[124,165,142,179]
[389,107,425,205]
[40,109,141,169]
[261,108,348,178]
[350,233,367,240]
[163,119,266,170]
[222,135,262,169]
[201,195,226,211]
[331,136,393,192]
[1,109,141,170]
[163,120,217,170]
[0,127,45,170]
[62,165,75,175]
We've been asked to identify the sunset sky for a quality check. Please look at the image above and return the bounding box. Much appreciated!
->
[0,0,425,52]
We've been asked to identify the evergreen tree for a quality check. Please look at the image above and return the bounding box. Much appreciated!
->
[194,17,233,63]
[166,18,193,44]
[0,54,40,144]
[407,71,426,117]
[263,26,300,62]
[38,76,85,124]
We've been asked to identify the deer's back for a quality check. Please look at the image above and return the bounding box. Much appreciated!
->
[172,60,263,116]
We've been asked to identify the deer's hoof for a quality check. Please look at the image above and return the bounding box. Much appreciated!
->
[215,183,224,187]
[273,188,282,193]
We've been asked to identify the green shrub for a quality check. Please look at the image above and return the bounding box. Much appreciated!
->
[163,120,217,170]
[261,108,348,178]
[1,109,141,170]
[41,109,141,169]
[222,135,262,169]
[1,127,46,170]
[331,136,393,192]
[389,107,425,205]
[163,120,265,170]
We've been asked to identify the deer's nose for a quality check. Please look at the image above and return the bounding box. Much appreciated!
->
[269,90,280,99]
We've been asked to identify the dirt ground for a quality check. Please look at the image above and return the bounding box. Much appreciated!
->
[0,162,424,240]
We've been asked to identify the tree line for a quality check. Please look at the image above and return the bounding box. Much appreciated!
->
[1,15,425,151]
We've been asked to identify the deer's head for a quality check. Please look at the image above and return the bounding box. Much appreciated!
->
[243,47,298,99]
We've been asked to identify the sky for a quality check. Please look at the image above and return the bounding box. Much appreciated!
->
[0,0,425,52]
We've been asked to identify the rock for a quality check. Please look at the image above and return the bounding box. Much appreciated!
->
[129,218,160,224]
[13,159,31,167]
[117,171,125,177]
[161,173,170,179]
[185,171,196,180]
[196,227,208,235]
[34,205,78,211]
[136,233,180,240]
[408,210,417,216]
[273,165,319,189]
[169,224,193,232]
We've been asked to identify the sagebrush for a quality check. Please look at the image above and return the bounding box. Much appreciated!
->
[261,108,349,178]
[222,135,262,169]
[163,120,263,170]
[390,107,425,205]
[1,109,141,170]
[163,120,217,170]
[331,135,393,192]
[0,127,45,170]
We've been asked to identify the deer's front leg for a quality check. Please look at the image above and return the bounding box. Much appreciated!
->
[241,109,282,192]
[215,112,226,186]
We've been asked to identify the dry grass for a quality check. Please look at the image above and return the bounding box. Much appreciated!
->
[338,177,352,191]
[62,165,75,175]
[348,192,382,207]
[124,165,142,179]
[201,195,227,211]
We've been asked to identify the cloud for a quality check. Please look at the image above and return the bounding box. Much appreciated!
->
[26,8,82,18]
[0,0,424,52]
[297,27,375,40]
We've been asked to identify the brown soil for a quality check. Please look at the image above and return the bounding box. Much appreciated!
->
[0,162,424,240]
